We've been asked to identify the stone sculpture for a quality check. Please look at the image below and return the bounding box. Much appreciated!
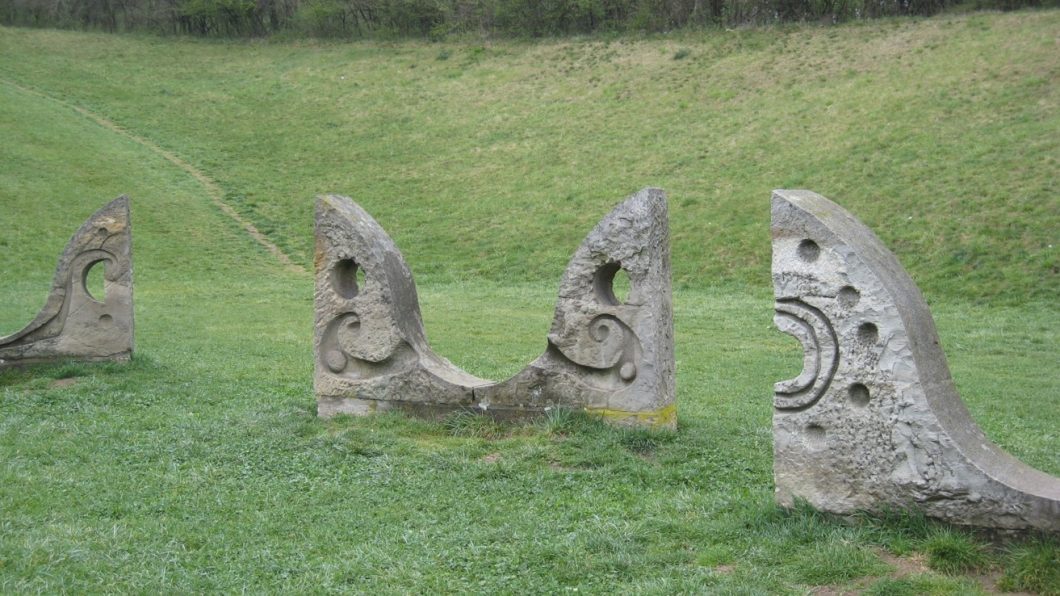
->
[0,196,134,369]
[315,189,675,428]
[771,189,1059,532]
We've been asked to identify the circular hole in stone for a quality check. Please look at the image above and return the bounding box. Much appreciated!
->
[593,262,632,305]
[99,314,113,325]
[837,286,860,309]
[857,322,879,344]
[83,259,107,302]
[805,423,827,448]
[96,226,109,237]
[797,239,820,263]
[331,258,361,299]
[848,383,870,407]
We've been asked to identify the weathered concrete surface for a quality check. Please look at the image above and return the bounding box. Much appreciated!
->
[771,189,1060,532]
[314,189,675,428]
[0,196,134,368]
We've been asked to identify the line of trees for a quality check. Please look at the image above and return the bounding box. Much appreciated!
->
[0,0,1052,37]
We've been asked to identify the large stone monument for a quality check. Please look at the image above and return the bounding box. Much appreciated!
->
[0,196,134,369]
[315,189,675,428]
[771,189,1059,532]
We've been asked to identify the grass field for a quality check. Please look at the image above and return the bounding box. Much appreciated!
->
[1,11,1058,593]
[1,10,1058,302]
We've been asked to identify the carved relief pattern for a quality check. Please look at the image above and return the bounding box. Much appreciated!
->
[551,313,643,386]
[773,298,838,410]
[0,196,133,368]
[770,189,1060,533]
[314,190,674,428]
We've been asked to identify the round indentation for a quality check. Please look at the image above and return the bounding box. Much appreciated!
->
[593,262,633,305]
[797,239,820,263]
[98,314,113,325]
[331,259,362,299]
[805,423,827,448]
[324,350,348,373]
[619,362,637,381]
[848,383,870,407]
[96,226,109,237]
[591,320,610,341]
[857,322,879,344]
[837,286,860,309]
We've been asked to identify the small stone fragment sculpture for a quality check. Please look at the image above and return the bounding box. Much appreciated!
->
[771,189,1059,532]
[0,196,134,368]
[315,189,675,428]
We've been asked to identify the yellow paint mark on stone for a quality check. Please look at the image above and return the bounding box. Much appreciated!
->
[585,404,676,429]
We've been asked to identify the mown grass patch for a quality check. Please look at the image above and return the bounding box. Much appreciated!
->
[0,12,1057,593]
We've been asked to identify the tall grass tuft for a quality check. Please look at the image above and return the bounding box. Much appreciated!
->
[922,529,987,574]
[998,537,1060,595]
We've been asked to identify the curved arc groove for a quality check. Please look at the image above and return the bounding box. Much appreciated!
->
[773,298,838,410]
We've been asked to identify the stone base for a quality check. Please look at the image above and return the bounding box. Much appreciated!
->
[317,396,677,429]
[0,351,131,371]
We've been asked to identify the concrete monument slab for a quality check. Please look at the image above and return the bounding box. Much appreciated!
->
[315,189,675,428]
[0,196,134,368]
[771,189,1059,532]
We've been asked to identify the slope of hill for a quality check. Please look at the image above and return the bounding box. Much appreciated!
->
[1,10,1057,303]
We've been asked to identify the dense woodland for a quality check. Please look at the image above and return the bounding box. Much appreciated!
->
[0,0,1053,37]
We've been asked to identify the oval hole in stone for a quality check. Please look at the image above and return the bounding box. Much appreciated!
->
[356,266,366,292]
[848,383,870,407]
[857,322,879,345]
[99,314,113,325]
[593,262,632,305]
[611,268,632,304]
[331,258,361,299]
[83,260,107,302]
[837,286,860,309]
[797,239,820,263]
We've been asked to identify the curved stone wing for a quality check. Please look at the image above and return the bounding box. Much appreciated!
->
[0,196,134,368]
[314,195,492,413]
[771,189,1059,532]
[314,190,675,429]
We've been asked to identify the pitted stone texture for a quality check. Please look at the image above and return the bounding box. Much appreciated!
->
[314,189,675,428]
[771,189,1059,532]
[476,188,675,426]
[0,196,134,368]
[314,196,486,408]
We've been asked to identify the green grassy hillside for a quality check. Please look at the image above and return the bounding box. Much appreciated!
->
[0,13,1058,594]
[1,10,1057,303]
